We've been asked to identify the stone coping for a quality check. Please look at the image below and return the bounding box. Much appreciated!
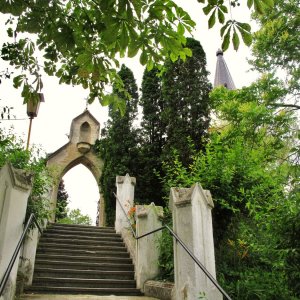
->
[144,280,175,300]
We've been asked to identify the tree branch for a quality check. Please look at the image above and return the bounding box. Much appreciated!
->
[270,103,300,110]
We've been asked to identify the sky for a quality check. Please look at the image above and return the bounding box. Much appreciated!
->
[0,2,259,225]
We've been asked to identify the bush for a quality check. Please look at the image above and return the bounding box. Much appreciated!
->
[0,128,52,227]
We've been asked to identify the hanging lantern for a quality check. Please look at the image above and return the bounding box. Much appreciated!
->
[27,93,45,118]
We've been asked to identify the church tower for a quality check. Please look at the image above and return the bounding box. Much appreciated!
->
[214,49,236,90]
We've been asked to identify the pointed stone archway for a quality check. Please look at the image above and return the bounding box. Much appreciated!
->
[47,110,106,226]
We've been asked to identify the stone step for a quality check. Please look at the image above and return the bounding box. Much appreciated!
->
[34,268,135,280]
[48,223,115,232]
[20,295,158,300]
[41,233,123,242]
[39,237,125,247]
[37,248,130,258]
[25,286,143,296]
[28,223,141,297]
[45,228,121,238]
[35,260,134,271]
[35,253,132,264]
[37,242,128,253]
[32,277,136,288]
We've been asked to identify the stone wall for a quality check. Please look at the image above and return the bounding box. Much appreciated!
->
[0,163,32,300]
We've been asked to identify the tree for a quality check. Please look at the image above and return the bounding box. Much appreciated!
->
[57,208,92,225]
[55,179,69,221]
[250,0,300,108]
[161,37,211,166]
[137,38,211,204]
[0,0,271,106]
[160,80,299,298]
[96,64,139,225]
[138,67,165,205]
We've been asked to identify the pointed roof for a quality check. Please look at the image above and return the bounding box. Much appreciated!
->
[71,109,100,126]
[214,49,236,90]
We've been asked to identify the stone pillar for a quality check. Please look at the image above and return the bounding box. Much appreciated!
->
[18,228,39,287]
[0,163,33,300]
[115,174,136,234]
[136,203,163,291]
[169,183,222,300]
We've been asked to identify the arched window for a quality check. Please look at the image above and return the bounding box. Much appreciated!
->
[80,122,91,143]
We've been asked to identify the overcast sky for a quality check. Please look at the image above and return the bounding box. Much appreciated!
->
[0,2,259,224]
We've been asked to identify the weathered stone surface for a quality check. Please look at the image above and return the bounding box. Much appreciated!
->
[136,204,163,291]
[169,183,222,300]
[0,163,33,300]
[144,280,175,300]
[46,110,105,225]
[115,174,136,234]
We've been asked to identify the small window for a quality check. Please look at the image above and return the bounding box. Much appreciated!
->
[80,122,91,143]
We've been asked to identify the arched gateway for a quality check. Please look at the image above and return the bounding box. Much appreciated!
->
[47,110,105,226]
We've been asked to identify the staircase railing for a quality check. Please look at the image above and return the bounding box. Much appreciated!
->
[0,213,42,296]
[114,193,232,300]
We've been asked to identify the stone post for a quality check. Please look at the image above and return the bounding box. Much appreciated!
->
[18,228,39,288]
[169,183,222,300]
[115,174,136,234]
[136,203,163,291]
[0,163,33,300]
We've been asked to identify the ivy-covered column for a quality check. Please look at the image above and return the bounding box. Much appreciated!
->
[115,174,136,233]
[169,183,222,300]
[136,203,163,291]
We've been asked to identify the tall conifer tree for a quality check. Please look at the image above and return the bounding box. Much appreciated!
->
[138,68,165,205]
[98,64,139,225]
[162,37,211,166]
[138,38,211,204]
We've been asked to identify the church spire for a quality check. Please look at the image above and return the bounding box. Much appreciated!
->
[214,49,236,90]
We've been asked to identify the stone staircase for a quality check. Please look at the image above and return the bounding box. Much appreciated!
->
[25,223,142,296]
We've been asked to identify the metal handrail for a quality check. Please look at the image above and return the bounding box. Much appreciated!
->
[115,193,232,300]
[0,213,42,296]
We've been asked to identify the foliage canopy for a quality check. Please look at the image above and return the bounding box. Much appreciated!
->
[0,0,273,106]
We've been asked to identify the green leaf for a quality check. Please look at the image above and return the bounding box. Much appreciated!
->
[222,29,231,51]
[102,22,119,44]
[218,9,225,24]
[177,22,185,35]
[254,0,265,14]
[13,75,25,88]
[7,27,13,37]
[232,29,240,50]
[101,94,114,106]
[170,52,177,62]
[208,10,216,29]
[219,5,228,13]
[128,42,139,58]
[262,0,274,8]
[183,47,192,57]
[146,59,154,71]
[247,0,254,8]
[220,21,231,37]
[140,50,148,65]
[179,51,186,61]
[203,5,213,15]
[120,24,129,51]
[237,22,251,33]
[240,30,252,46]
[76,53,91,65]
